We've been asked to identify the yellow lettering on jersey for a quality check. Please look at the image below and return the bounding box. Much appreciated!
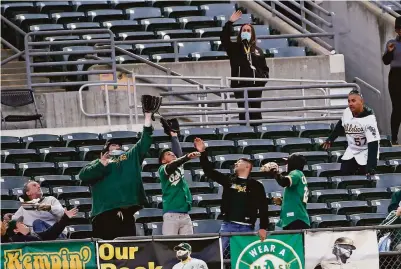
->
[232,184,247,193]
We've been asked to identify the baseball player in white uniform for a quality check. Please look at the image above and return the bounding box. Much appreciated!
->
[172,243,208,269]
[314,237,358,269]
[322,90,380,176]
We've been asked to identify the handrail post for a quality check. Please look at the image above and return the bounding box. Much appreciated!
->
[244,88,251,127]
[167,68,172,100]
[104,84,112,127]
[173,41,178,62]
[127,74,134,130]
[132,73,139,125]
[300,0,307,30]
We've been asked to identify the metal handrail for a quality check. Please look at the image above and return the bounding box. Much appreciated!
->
[1,37,26,66]
[0,15,27,37]
[354,77,382,96]
[372,0,401,17]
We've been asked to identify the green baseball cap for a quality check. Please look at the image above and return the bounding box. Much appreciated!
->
[6,216,24,236]
[174,243,192,252]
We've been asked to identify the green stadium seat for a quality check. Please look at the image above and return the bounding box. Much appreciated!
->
[29,24,65,33]
[389,159,401,173]
[1,176,29,189]
[179,16,217,29]
[311,214,350,228]
[188,207,209,220]
[237,139,275,154]
[15,13,51,32]
[139,18,180,31]
[118,31,154,41]
[256,39,289,51]
[19,162,57,177]
[208,206,222,220]
[157,29,196,39]
[268,205,281,217]
[58,161,90,176]
[68,212,90,225]
[203,140,236,156]
[77,145,102,161]
[67,224,93,239]
[141,172,157,183]
[306,177,331,191]
[164,6,201,18]
[182,127,219,142]
[192,193,221,207]
[149,0,184,8]
[40,147,78,162]
[12,187,50,199]
[65,22,100,31]
[307,203,332,216]
[380,147,401,160]
[253,152,289,167]
[193,168,230,182]
[275,138,314,153]
[1,163,18,176]
[380,135,392,147]
[200,3,236,17]
[146,222,163,235]
[37,1,73,13]
[214,154,251,169]
[187,0,231,5]
[256,125,298,139]
[218,126,258,141]
[376,160,394,174]
[348,213,387,226]
[194,27,223,38]
[86,9,125,22]
[144,183,162,196]
[193,219,222,234]
[330,200,371,215]
[150,195,163,209]
[136,223,146,236]
[35,175,75,187]
[250,167,273,179]
[22,134,64,149]
[1,189,13,200]
[187,182,211,194]
[151,53,190,63]
[190,51,228,61]
[53,186,91,200]
[1,136,23,149]
[297,123,332,138]
[375,173,401,188]
[116,55,150,64]
[100,131,138,145]
[62,132,102,147]
[2,2,36,18]
[331,175,372,189]
[311,163,342,177]
[314,137,347,151]
[311,189,350,203]
[258,179,282,194]
[370,199,391,213]
[134,208,164,223]
[1,200,20,215]
[330,150,345,163]
[2,149,39,163]
[183,158,203,171]
[68,198,92,212]
[111,0,148,9]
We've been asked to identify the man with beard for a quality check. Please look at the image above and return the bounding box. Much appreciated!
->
[172,243,208,269]
[315,237,357,269]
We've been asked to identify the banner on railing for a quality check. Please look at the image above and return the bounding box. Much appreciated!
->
[305,230,380,269]
[230,234,304,269]
[97,236,222,269]
[1,240,96,269]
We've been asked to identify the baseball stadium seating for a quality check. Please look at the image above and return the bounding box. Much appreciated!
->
[1,123,401,238]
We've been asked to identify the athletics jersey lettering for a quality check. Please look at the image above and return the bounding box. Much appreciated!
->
[341,107,380,165]
[168,166,184,186]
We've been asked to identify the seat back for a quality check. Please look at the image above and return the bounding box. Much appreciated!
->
[1,89,35,107]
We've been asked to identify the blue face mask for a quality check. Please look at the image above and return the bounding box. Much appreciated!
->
[241,31,251,42]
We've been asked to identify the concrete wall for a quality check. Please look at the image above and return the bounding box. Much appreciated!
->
[2,55,345,130]
[317,1,396,138]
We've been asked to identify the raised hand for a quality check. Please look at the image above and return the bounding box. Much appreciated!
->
[229,10,242,23]
[64,207,78,218]
[187,152,201,159]
[321,141,331,150]
[100,152,109,166]
[194,138,206,153]
[388,42,395,52]
[258,229,267,242]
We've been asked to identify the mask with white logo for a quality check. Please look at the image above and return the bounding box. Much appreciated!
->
[109,149,126,157]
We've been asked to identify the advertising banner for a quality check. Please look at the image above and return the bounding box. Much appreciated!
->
[1,240,96,269]
[97,236,222,269]
[230,233,304,269]
[305,230,380,269]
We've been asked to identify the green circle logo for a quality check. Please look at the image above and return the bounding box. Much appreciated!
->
[235,239,303,269]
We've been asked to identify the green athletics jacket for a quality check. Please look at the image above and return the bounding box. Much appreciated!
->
[78,126,153,217]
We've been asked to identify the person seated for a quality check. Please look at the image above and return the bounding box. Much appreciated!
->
[6,208,78,242]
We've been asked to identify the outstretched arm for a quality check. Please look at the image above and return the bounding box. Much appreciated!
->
[164,152,200,176]
[382,41,395,65]
[127,113,153,160]
[171,133,183,158]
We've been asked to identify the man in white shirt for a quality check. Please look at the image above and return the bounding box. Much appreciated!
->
[12,180,66,237]
[322,90,380,176]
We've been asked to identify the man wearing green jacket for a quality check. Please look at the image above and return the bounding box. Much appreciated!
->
[78,95,161,240]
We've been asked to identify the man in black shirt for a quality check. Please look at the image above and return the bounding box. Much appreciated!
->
[194,138,269,254]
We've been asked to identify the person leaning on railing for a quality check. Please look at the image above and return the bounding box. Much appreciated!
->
[220,10,270,126]
[382,16,401,145]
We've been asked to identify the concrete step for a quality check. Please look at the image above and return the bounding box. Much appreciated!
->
[0,73,27,80]
[1,77,49,87]
[1,49,15,58]
[2,61,25,69]
[1,67,26,74]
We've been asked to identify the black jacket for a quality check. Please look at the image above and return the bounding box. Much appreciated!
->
[8,214,69,242]
[220,21,270,88]
[199,152,269,229]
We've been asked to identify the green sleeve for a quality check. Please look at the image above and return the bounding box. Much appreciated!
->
[388,190,401,212]
[288,170,301,187]
[126,126,153,161]
[78,160,107,183]
[158,165,167,182]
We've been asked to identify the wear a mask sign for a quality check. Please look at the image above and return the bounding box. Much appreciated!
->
[97,237,222,269]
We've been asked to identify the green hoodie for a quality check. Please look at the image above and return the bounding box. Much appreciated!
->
[78,126,153,217]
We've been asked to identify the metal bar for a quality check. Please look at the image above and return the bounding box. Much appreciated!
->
[374,0,401,17]
[1,51,24,66]
[136,83,201,88]
[114,33,335,45]
[32,80,116,87]
[28,49,112,56]
[1,37,23,55]
[104,85,112,127]
[304,0,332,16]
[272,0,327,33]
[25,28,114,36]
[30,70,114,77]
[300,0,307,29]
[28,39,113,46]
[161,105,348,117]
[132,74,139,124]
[389,0,401,10]
[133,74,223,80]
[161,83,359,95]
[0,15,27,36]
[30,60,113,67]
[354,77,382,96]
[291,0,333,27]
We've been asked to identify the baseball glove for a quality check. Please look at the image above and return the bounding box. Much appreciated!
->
[160,117,180,136]
[260,162,279,173]
[141,95,162,121]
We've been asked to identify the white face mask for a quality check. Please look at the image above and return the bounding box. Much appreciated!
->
[109,149,125,156]
[241,31,251,41]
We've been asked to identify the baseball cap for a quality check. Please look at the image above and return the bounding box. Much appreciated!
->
[6,216,24,236]
[348,89,363,98]
[174,243,192,252]
[102,139,123,154]
[334,237,356,250]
